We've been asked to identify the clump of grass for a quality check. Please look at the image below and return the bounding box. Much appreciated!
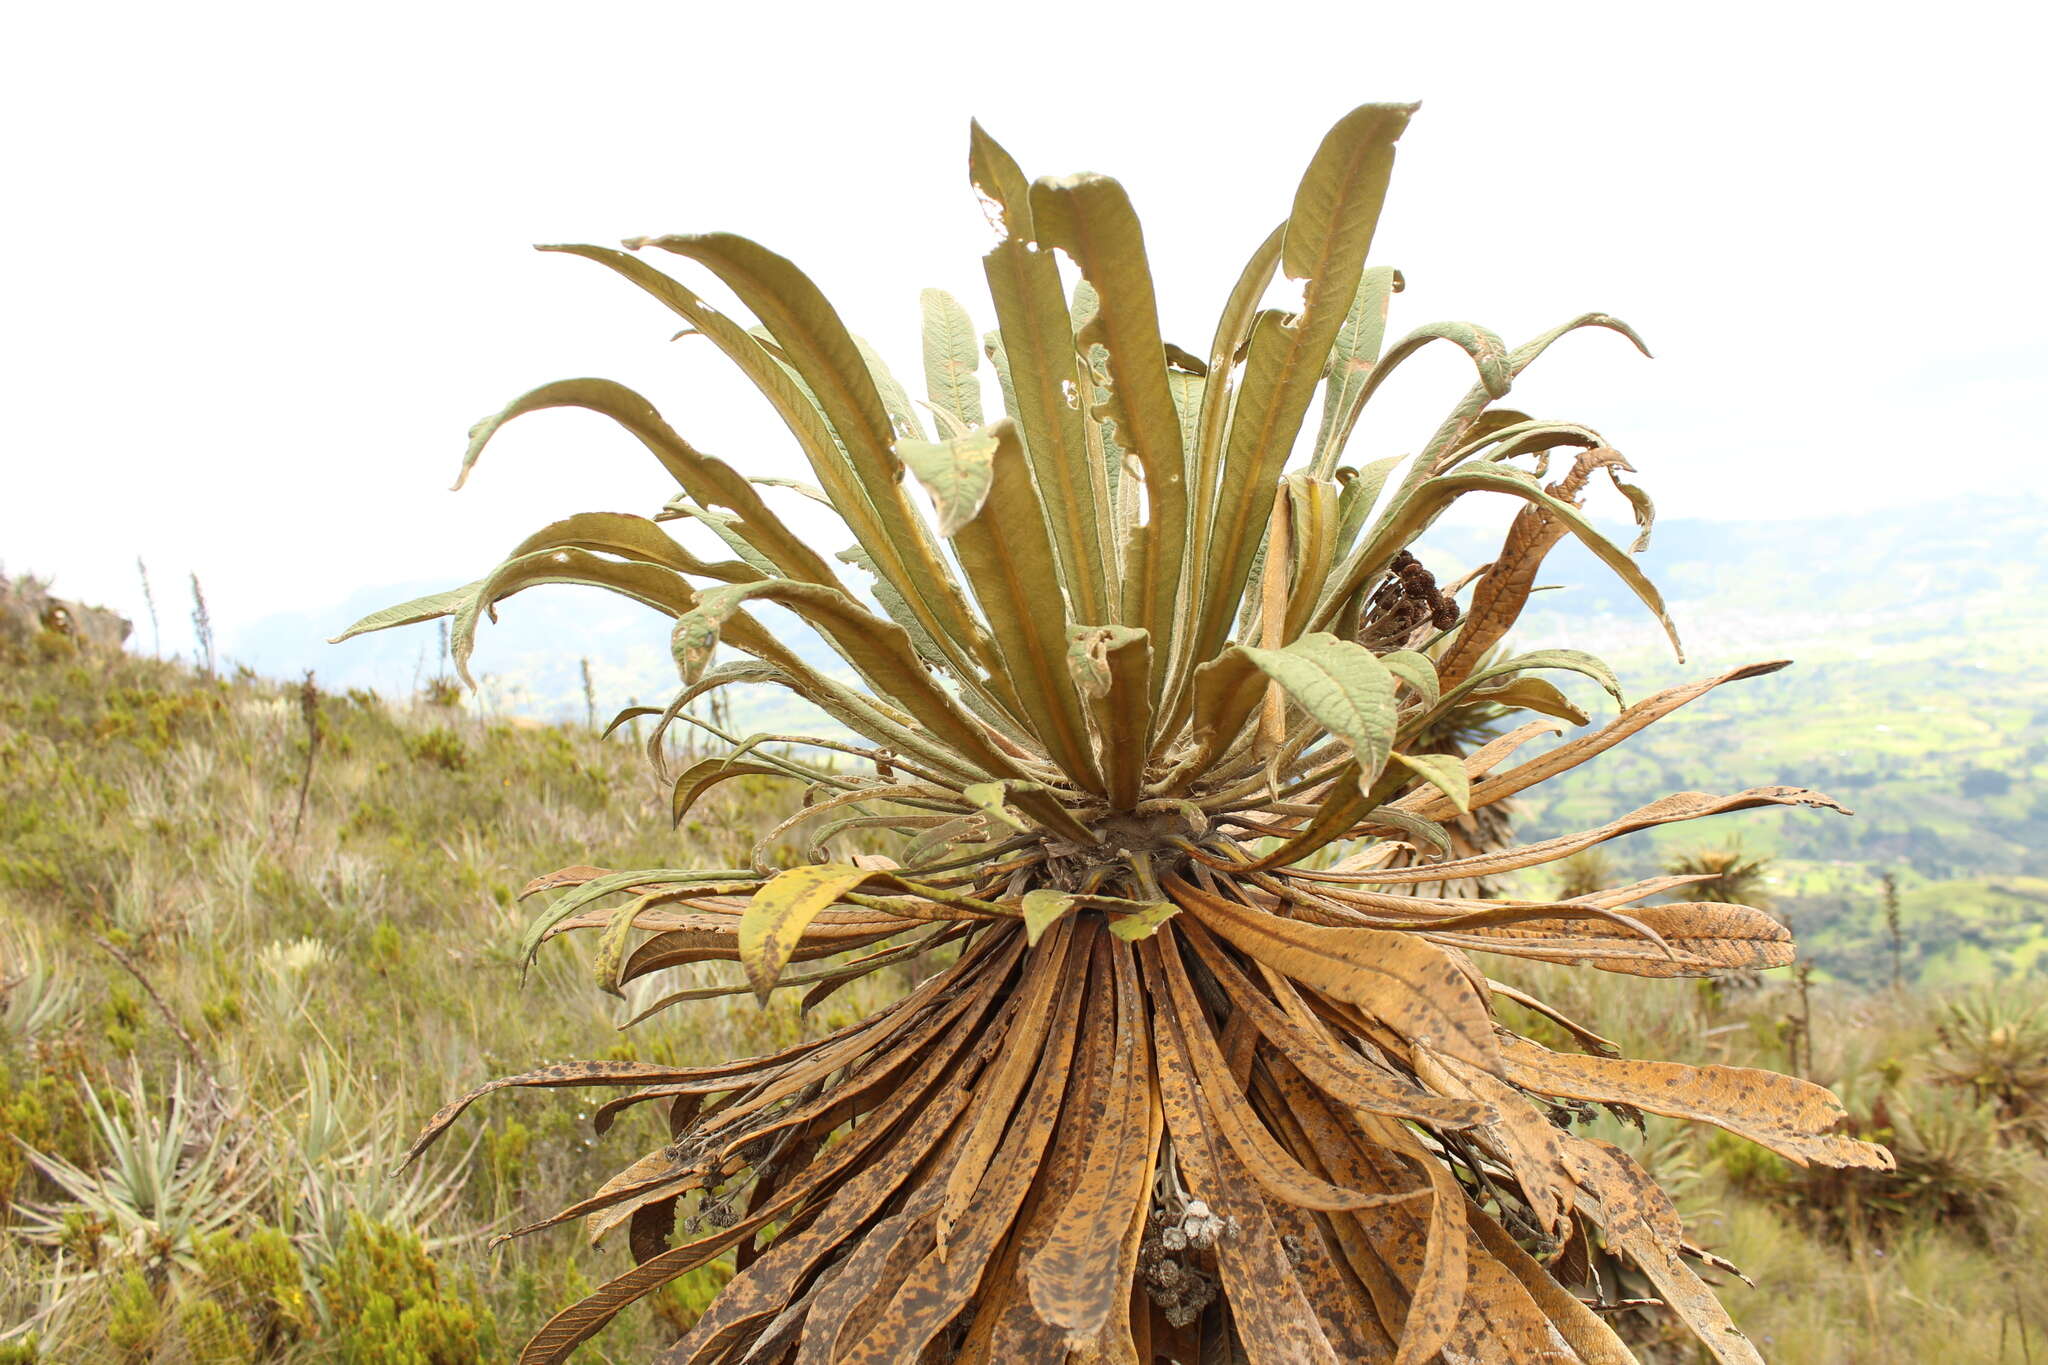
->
[1929,987,2048,1148]
[15,1068,258,1277]
[0,927,80,1045]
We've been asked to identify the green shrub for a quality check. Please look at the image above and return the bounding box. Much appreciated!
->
[406,728,467,772]
[195,1224,314,1353]
[319,1216,498,1365]
[421,678,464,710]
[200,992,242,1031]
[483,1119,531,1203]
[1929,986,2048,1148]
[106,1268,162,1359]
[366,919,402,968]
[173,1295,255,1363]
[0,1043,98,1206]
[650,1263,733,1337]
[102,984,143,1055]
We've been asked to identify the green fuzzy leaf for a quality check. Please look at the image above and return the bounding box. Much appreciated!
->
[454,549,693,688]
[1310,264,1404,475]
[330,582,480,644]
[1236,632,1398,788]
[1507,312,1653,374]
[1066,623,1153,808]
[671,756,793,827]
[971,123,1111,627]
[898,432,1000,538]
[748,475,833,505]
[1467,675,1591,727]
[1377,649,1441,706]
[855,335,927,445]
[1021,889,1079,946]
[940,418,1104,790]
[1390,751,1472,815]
[1463,648,1625,710]
[1178,104,1414,697]
[506,511,760,585]
[962,780,1040,834]
[454,375,844,592]
[670,584,749,685]
[1373,320,1512,402]
[1185,222,1283,596]
[1030,170,1189,704]
[662,501,783,579]
[518,868,755,970]
[1361,805,1453,856]
[1330,455,1404,565]
[600,705,664,740]
[1106,900,1178,942]
[1463,419,1603,467]
[837,544,954,671]
[630,233,999,691]
[1319,463,1684,662]
[920,288,984,429]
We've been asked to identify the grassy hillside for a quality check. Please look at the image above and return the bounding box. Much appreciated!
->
[0,638,888,1360]
[5,628,2048,1361]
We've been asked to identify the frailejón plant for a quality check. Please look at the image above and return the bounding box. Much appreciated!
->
[347,103,1891,1364]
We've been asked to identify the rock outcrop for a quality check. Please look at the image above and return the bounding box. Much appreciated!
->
[0,574,133,657]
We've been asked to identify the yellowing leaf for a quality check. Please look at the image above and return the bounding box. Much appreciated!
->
[588,896,667,999]
[737,864,876,1004]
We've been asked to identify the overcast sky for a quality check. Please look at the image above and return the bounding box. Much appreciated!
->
[4,2,2041,663]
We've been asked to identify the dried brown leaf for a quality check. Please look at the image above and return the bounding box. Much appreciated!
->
[1170,876,1498,1072]
[1503,1036,1893,1169]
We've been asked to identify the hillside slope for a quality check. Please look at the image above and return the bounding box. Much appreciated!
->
[5,610,2048,1361]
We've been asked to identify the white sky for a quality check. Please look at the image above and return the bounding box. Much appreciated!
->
[3,1,2042,660]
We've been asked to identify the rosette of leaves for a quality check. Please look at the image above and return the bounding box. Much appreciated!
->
[354,104,1892,1364]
